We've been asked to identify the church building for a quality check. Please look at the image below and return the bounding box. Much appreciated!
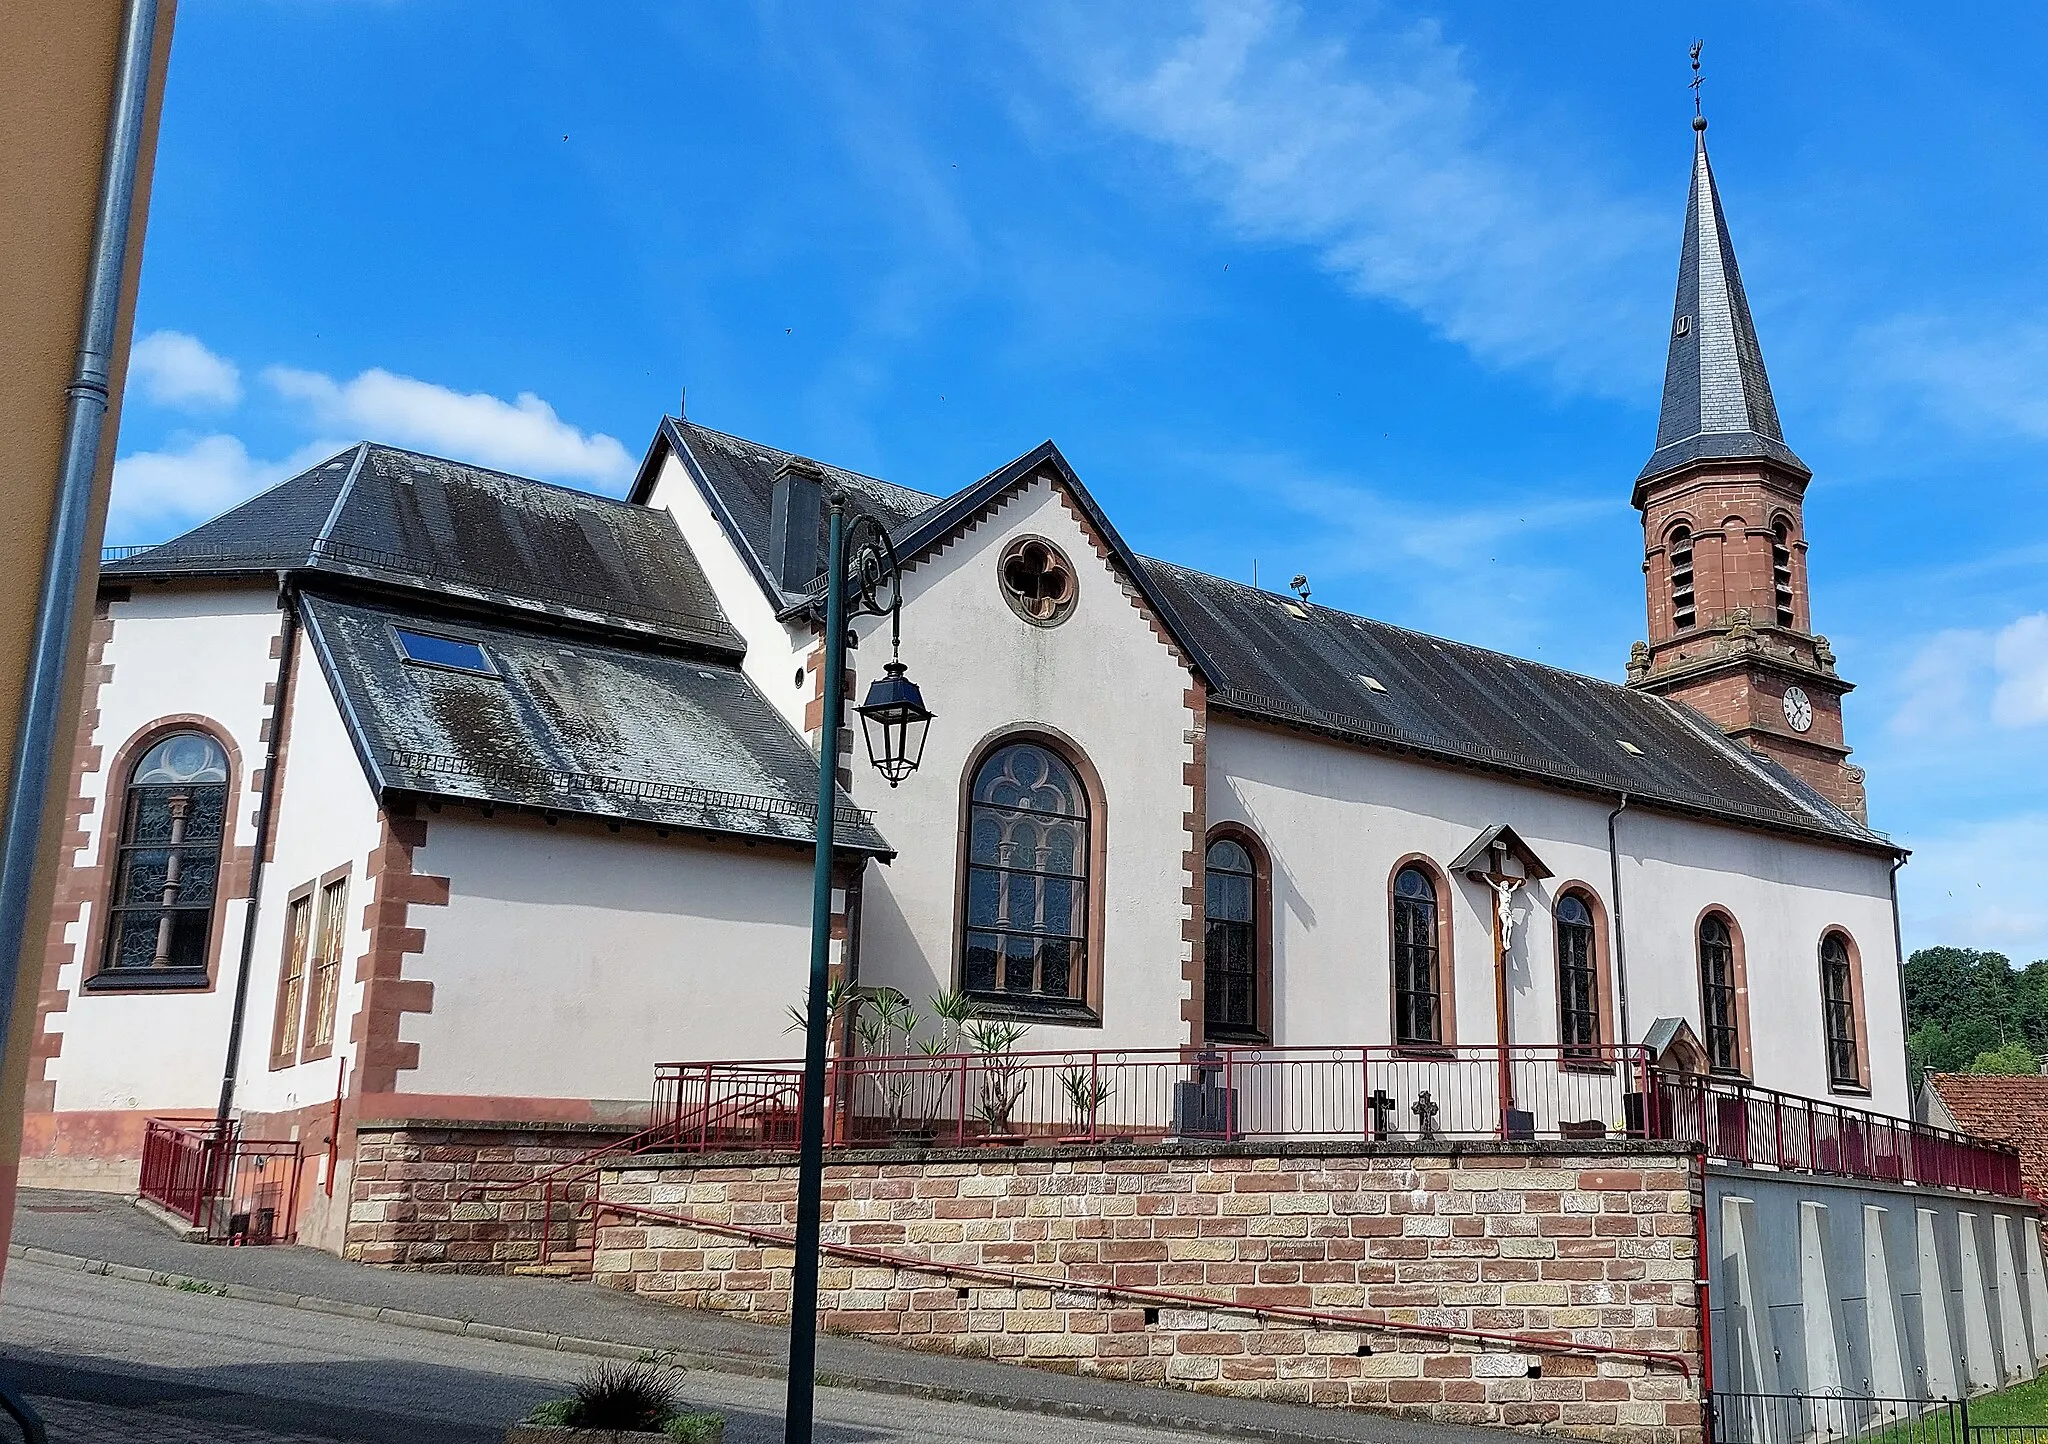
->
[23,113,2045,1439]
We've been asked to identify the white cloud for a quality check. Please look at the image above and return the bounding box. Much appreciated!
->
[1890,613,2048,736]
[128,330,241,410]
[108,434,345,539]
[1992,613,2048,727]
[264,365,634,487]
[1048,1,1662,392]
[1900,813,2048,963]
[1859,313,2048,442]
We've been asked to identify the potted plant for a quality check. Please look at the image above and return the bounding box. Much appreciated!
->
[1057,1065,1114,1142]
[509,1361,724,1443]
[967,1018,1031,1141]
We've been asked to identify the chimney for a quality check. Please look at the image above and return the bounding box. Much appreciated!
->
[768,456,826,593]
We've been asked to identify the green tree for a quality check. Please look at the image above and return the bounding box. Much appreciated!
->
[1966,1041,2041,1076]
[1901,946,2048,1085]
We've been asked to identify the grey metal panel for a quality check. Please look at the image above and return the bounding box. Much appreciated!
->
[299,592,890,855]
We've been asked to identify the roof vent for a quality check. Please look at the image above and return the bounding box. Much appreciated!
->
[1281,601,1310,621]
[1357,675,1387,693]
[1617,739,1645,756]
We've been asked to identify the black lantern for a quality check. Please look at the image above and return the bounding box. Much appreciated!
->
[856,659,932,786]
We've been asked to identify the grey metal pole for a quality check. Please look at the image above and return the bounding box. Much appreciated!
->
[0,0,163,1078]
[784,496,846,1444]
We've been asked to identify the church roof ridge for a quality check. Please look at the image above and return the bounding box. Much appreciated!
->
[1636,123,1809,494]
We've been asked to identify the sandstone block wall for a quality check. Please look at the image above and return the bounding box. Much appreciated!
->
[593,1144,1704,1442]
[345,1120,632,1271]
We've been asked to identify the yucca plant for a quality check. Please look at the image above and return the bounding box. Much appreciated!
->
[1058,1065,1114,1133]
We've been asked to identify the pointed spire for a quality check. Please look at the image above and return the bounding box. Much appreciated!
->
[1636,116,1807,494]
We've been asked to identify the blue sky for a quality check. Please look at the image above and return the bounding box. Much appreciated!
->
[113,2,2048,962]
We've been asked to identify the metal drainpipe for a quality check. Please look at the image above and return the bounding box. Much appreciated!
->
[0,0,164,1073]
[1606,794,1633,1050]
[214,593,299,1126]
[1889,854,1912,1104]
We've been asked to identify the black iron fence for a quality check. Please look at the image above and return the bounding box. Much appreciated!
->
[1710,1392,2048,1443]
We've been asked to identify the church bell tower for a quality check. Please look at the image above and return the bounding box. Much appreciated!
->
[1626,110,1866,821]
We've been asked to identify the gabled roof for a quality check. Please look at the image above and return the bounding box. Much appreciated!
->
[632,418,941,606]
[1448,824,1553,881]
[1922,1073,2048,1196]
[109,443,742,656]
[299,592,889,855]
[1141,558,1889,851]
[636,416,1888,853]
[1636,124,1809,497]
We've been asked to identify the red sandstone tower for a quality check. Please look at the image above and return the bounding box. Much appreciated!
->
[1627,114,1865,821]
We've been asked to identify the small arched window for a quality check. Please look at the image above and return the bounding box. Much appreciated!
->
[1698,914,1743,1074]
[1204,834,1268,1040]
[101,731,230,978]
[1820,932,1862,1088]
[962,741,1092,1009]
[1556,892,1600,1057]
[1392,866,1443,1047]
[1771,520,1796,628]
[1669,526,1696,630]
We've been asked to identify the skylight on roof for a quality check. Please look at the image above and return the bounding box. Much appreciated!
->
[1281,601,1310,620]
[1358,674,1387,693]
[1617,739,1645,756]
[394,627,495,675]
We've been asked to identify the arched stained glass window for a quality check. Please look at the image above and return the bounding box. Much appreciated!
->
[1557,893,1600,1057]
[1204,838,1258,1036]
[101,731,230,977]
[1698,914,1741,1074]
[1392,866,1442,1046]
[1821,933,1859,1088]
[962,742,1091,1007]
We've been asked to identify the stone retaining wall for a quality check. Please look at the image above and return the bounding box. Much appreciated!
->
[593,1142,1705,1442]
[345,1120,633,1271]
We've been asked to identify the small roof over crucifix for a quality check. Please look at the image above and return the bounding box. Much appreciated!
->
[1448,823,1552,882]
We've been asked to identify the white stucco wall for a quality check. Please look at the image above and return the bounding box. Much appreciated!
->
[231,629,386,1122]
[401,816,816,1101]
[846,474,1197,1051]
[1207,719,1907,1113]
[640,449,811,730]
[49,586,283,1113]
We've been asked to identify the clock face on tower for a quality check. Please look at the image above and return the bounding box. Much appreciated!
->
[1782,686,1814,733]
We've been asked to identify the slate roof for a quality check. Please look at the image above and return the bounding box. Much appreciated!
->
[1139,558,1884,848]
[109,443,742,654]
[643,412,1884,851]
[1923,1074,2048,1199]
[299,593,888,854]
[649,419,941,603]
[1637,126,1808,495]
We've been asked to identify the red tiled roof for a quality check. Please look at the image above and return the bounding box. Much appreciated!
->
[1928,1073,2048,1199]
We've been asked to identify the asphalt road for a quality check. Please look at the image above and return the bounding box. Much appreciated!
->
[0,1256,1210,1444]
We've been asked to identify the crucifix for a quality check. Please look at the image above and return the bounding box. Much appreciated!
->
[1367,1088,1398,1141]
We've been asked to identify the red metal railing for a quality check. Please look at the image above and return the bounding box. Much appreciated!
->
[653,1044,1655,1151]
[1650,1071,2024,1198]
[139,1117,304,1244]
[647,1047,2025,1199]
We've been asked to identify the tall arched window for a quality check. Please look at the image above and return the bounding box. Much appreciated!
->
[1771,520,1796,628]
[962,740,1092,1010]
[1669,525,1696,630]
[1556,892,1600,1058]
[100,730,230,979]
[1392,865,1443,1047]
[1204,832,1268,1041]
[1698,913,1743,1074]
[1820,932,1862,1089]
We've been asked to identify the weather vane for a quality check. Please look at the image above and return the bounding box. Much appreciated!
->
[1689,40,1705,122]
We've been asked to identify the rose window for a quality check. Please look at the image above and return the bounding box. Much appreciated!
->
[999,537,1077,626]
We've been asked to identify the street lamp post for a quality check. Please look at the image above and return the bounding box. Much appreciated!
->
[784,489,931,1444]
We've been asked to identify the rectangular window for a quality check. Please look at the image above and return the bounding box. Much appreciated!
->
[269,892,312,1068]
[393,627,494,674]
[301,875,350,1059]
